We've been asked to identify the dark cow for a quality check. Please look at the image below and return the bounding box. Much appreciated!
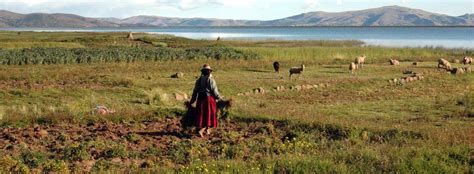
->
[273,61,280,73]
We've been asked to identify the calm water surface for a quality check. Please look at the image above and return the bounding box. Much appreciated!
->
[3,27,473,49]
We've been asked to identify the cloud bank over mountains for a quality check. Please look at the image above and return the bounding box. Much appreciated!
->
[1,0,471,20]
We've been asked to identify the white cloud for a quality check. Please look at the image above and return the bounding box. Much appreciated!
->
[6,0,256,11]
[0,0,470,19]
[303,0,320,9]
[1,0,49,6]
[155,0,261,9]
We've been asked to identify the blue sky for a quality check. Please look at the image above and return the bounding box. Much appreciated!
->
[0,0,472,20]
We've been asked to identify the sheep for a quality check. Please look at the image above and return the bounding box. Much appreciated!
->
[253,87,266,94]
[171,72,184,78]
[273,61,280,73]
[92,105,115,115]
[451,68,465,75]
[462,67,472,73]
[462,56,473,64]
[354,55,366,69]
[438,58,452,71]
[349,62,357,74]
[389,59,400,65]
[289,64,305,78]
[413,62,419,66]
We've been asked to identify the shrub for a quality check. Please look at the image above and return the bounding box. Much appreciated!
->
[142,146,162,158]
[0,156,30,173]
[168,140,193,164]
[62,143,91,161]
[20,150,46,169]
[123,133,142,144]
[225,143,246,159]
[43,160,69,173]
[103,144,128,159]
[92,159,121,171]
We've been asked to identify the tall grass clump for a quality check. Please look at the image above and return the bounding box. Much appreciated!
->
[0,47,260,65]
[0,42,85,49]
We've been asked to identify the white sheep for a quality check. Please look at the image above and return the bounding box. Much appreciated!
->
[355,55,366,69]
[289,64,305,78]
[462,56,472,64]
[451,68,465,75]
[92,105,115,115]
[389,59,400,65]
[463,67,472,73]
[349,62,357,74]
[438,58,452,71]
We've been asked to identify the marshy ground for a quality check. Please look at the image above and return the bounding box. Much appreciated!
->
[0,31,472,173]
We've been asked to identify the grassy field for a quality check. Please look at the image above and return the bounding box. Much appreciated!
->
[0,31,472,173]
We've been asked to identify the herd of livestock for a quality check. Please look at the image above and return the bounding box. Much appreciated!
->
[272,56,472,77]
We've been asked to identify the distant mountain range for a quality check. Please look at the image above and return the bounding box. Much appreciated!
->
[1,6,473,28]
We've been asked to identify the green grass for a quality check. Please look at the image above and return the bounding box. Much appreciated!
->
[0,31,472,173]
[241,46,472,64]
[0,42,85,49]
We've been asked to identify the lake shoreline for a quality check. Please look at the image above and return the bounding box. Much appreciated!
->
[1,27,473,49]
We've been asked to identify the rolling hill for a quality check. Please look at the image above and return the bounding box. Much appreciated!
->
[0,10,119,28]
[0,6,472,27]
[263,6,473,26]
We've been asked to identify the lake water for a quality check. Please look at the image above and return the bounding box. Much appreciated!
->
[3,27,474,49]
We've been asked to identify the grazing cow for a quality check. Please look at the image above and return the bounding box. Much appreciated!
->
[273,61,280,73]
[289,64,305,78]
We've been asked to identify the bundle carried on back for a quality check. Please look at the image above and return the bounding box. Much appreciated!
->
[181,98,234,129]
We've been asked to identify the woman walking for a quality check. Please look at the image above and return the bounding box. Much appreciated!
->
[189,64,221,137]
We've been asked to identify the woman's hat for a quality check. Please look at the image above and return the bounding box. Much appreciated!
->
[201,64,212,71]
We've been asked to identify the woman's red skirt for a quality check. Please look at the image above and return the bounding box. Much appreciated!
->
[196,96,218,128]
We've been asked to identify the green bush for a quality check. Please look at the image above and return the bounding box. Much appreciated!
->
[103,144,129,159]
[62,143,91,161]
[43,160,69,173]
[123,133,142,144]
[20,150,46,169]
[93,159,121,171]
[168,140,193,164]
[0,156,30,173]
